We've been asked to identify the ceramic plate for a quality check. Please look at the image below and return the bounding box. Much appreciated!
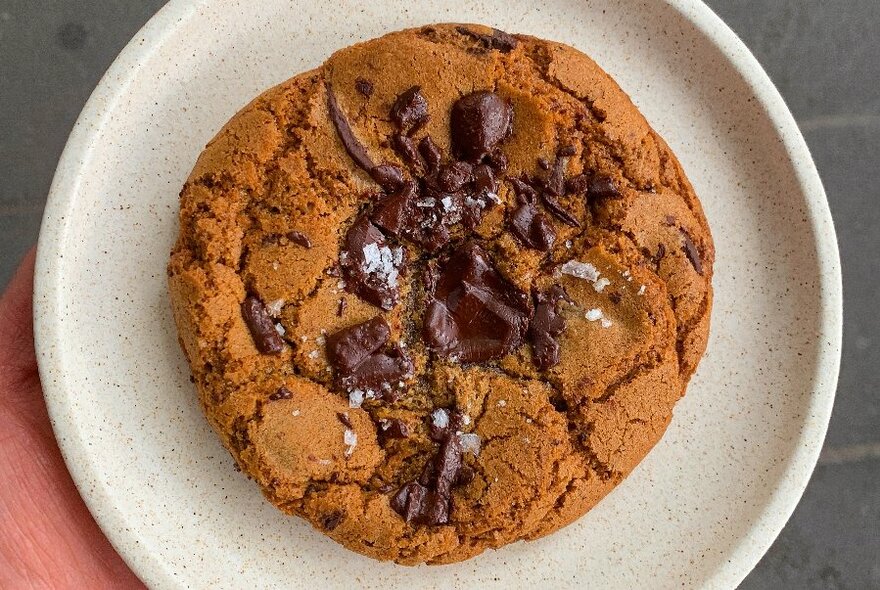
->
[34,0,841,588]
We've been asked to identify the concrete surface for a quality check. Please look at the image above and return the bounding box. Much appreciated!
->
[0,1,876,587]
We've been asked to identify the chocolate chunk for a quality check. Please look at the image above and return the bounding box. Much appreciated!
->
[340,214,404,310]
[371,163,405,191]
[336,412,353,429]
[268,386,293,401]
[437,161,474,192]
[511,202,556,251]
[241,295,285,354]
[391,482,428,523]
[326,317,413,391]
[326,83,375,172]
[509,177,538,204]
[652,242,667,266]
[473,164,497,195]
[538,157,551,170]
[487,149,509,171]
[588,175,620,199]
[545,155,566,197]
[455,26,518,53]
[343,345,412,391]
[390,86,429,131]
[455,464,475,486]
[286,230,312,248]
[609,292,622,305]
[372,181,417,237]
[337,297,347,317]
[680,230,704,275]
[541,192,581,228]
[433,437,463,498]
[423,243,532,363]
[321,511,345,531]
[380,418,410,440]
[418,136,442,174]
[529,285,570,370]
[354,77,373,98]
[326,316,390,374]
[372,181,451,253]
[565,174,590,195]
[664,214,677,227]
[450,91,513,161]
[392,134,422,168]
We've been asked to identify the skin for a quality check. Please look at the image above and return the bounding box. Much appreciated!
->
[0,249,143,589]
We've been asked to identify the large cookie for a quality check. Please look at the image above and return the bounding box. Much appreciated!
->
[168,23,714,565]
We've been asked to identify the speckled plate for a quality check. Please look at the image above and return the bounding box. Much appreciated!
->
[34,0,841,588]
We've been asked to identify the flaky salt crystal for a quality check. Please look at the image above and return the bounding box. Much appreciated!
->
[431,408,450,428]
[637,285,646,296]
[560,260,600,282]
[265,299,285,317]
[343,429,358,456]
[601,318,613,328]
[585,309,603,321]
[274,323,286,336]
[593,277,611,293]
[308,349,319,359]
[458,433,481,456]
[348,389,365,408]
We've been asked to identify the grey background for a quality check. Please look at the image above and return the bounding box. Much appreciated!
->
[0,1,877,587]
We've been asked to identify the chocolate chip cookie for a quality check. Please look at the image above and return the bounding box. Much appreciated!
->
[168,23,714,565]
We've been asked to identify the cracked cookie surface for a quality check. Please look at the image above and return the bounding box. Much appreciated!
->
[168,23,713,565]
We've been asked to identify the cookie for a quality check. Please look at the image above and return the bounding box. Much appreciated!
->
[168,23,714,565]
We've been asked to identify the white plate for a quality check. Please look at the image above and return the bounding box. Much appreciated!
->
[34,1,841,588]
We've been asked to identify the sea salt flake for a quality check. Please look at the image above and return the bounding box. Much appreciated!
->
[432,408,450,428]
[565,240,573,249]
[458,433,482,456]
[362,242,399,289]
[585,308,604,322]
[315,335,326,345]
[497,399,507,407]
[308,350,319,359]
[274,323,286,336]
[337,280,346,290]
[291,410,301,417]
[637,285,646,296]
[265,299,285,317]
[464,196,485,209]
[486,192,502,204]
[416,197,436,208]
[300,335,309,342]
[601,318,613,328]
[343,429,358,456]
[272,261,279,271]
[560,260,600,282]
[441,196,455,211]
[593,277,611,292]
[348,389,365,408]
[461,414,472,426]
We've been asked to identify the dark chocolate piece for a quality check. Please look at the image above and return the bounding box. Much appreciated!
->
[336,412,354,429]
[268,386,293,401]
[680,230,704,275]
[371,163,405,191]
[422,243,532,363]
[455,26,518,53]
[511,202,556,251]
[321,511,345,531]
[450,91,513,161]
[390,86,429,131]
[337,297,347,317]
[286,230,312,249]
[326,83,375,172]
[392,133,422,168]
[340,214,405,310]
[326,317,413,391]
[437,161,474,193]
[418,136,442,174]
[565,174,590,195]
[587,175,621,200]
[380,418,410,440]
[354,77,374,98]
[241,295,285,355]
[528,285,570,370]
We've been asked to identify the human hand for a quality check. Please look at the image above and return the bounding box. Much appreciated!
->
[0,249,144,589]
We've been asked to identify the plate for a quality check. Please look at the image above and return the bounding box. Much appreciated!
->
[34,0,841,588]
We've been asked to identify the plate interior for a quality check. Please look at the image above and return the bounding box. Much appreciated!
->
[35,0,840,588]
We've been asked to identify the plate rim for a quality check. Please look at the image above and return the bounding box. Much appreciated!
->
[33,0,843,588]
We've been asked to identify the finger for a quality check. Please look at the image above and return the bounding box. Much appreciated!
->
[0,249,145,588]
